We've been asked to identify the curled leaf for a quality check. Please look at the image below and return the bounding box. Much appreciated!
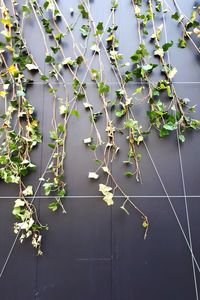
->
[88,172,99,179]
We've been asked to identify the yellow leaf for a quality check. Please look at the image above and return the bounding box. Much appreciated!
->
[7,64,17,75]
[0,18,12,28]
[99,184,114,206]
[0,91,7,97]
[142,220,149,228]
[103,193,114,206]
[6,45,14,52]
[31,119,38,127]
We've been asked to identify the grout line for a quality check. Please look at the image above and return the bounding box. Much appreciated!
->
[2,81,200,85]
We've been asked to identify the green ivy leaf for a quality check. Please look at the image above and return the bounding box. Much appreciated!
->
[48,201,58,212]
[95,22,104,35]
[22,5,31,13]
[171,12,179,20]
[124,171,134,177]
[98,82,110,94]
[78,4,89,19]
[162,40,173,51]
[71,109,80,118]
[178,134,185,143]
[45,54,55,64]
[178,38,186,48]
[115,109,126,118]
[50,131,58,140]
[43,182,54,195]
[163,123,177,131]
[159,128,170,137]
[80,24,90,38]
[124,119,138,129]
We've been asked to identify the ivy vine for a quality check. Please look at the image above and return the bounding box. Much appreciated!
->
[0,0,199,254]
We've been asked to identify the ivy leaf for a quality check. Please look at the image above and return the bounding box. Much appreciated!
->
[0,18,12,28]
[142,220,149,228]
[115,109,126,118]
[59,104,68,115]
[151,24,163,41]
[40,75,49,81]
[178,38,186,48]
[142,64,157,72]
[0,91,7,97]
[80,24,90,38]
[133,87,143,95]
[14,198,25,207]
[83,137,92,144]
[7,65,18,75]
[162,40,173,51]
[124,171,134,177]
[171,12,179,20]
[154,47,164,58]
[17,90,25,97]
[99,184,112,193]
[58,123,65,133]
[168,67,177,79]
[163,123,177,131]
[88,172,99,179]
[78,4,88,19]
[178,134,185,143]
[45,54,55,64]
[22,5,31,13]
[76,56,84,65]
[124,119,138,129]
[91,69,100,81]
[26,64,38,71]
[98,82,110,94]
[95,22,104,35]
[90,43,100,53]
[83,102,93,109]
[62,57,75,66]
[22,185,33,196]
[43,182,54,195]
[51,46,60,54]
[48,201,58,212]
[50,131,58,140]
[99,184,114,206]
[48,143,55,149]
[159,128,170,137]
[111,0,118,10]
[102,166,110,174]
[55,32,64,41]
[131,44,149,63]
[71,109,80,117]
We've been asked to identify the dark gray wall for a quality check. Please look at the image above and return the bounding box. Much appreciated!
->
[0,0,200,299]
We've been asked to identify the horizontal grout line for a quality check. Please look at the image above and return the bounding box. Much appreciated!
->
[0,195,199,199]
[2,81,200,85]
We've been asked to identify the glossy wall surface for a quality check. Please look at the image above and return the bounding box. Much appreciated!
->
[0,1,200,299]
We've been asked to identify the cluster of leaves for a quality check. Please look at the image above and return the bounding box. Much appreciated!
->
[133,0,200,142]
[0,3,45,254]
[170,1,200,48]
[0,0,199,256]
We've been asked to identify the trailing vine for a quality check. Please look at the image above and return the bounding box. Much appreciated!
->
[0,0,199,255]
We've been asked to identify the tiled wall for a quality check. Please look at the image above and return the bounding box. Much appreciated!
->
[0,0,200,299]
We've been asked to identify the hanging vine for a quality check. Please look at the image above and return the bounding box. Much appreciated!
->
[0,0,199,254]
